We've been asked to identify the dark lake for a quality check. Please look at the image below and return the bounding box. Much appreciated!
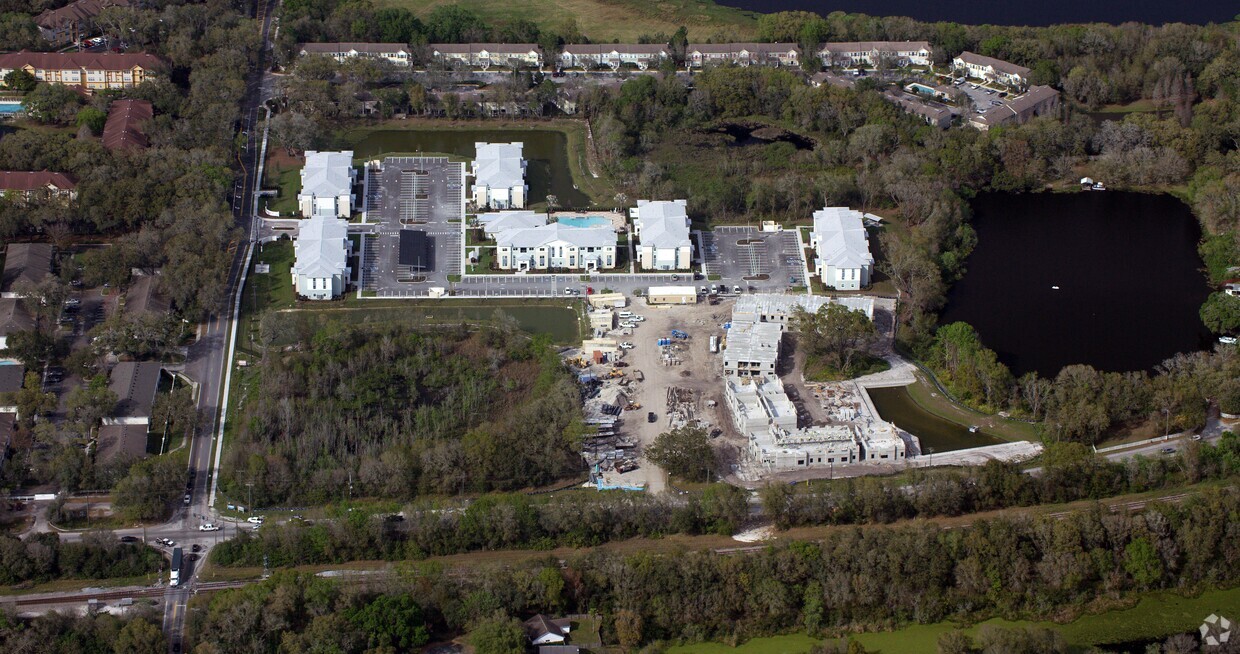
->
[714,0,1233,27]
[938,191,1212,378]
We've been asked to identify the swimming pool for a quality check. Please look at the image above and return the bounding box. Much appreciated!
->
[907,83,936,95]
[557,215,610,228]
[0,102,23,115]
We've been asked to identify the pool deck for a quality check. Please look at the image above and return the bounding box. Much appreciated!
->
[550,210,626,232]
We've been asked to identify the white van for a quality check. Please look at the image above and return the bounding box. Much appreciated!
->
[617,310,634,319]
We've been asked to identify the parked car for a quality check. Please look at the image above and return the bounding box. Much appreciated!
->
[732,285,742,294]
[119,536,138,543]
[618,342,635,350]
[1220,336,1237,345]
[564,287,578,295]
[631,315,645,322]
[183,493,191,505]
[699,286,708,295]
[246,516,264,524]
[1160,447,1177,455]
[647,412,657,423]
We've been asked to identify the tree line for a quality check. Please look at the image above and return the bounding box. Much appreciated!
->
[209,484,749,567]
[0,530,162,586]
[190,486,1240,651]
[921,322,1240,444]
[762,438,1240,529]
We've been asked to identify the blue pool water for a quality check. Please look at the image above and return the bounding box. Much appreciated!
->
[0,102,23,114]
[908,83,936,95]
[558,215,609,228]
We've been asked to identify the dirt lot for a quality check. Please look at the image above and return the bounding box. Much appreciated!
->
[590,297,737,493]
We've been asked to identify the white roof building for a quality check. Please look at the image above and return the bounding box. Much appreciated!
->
[732,293,876,324]
[472,142,528,209]
[478,210,546,237]
[298,150,355,218]
[810,207,874,291]
[291,215,350,300]
[631,199,692,271]
[722,321,784,377]
[494,223,617,271]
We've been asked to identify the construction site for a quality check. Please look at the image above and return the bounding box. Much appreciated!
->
[564,293,734,493]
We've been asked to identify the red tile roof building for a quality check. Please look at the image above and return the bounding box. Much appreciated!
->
[102,98,152,152]
[34,0,130,45]
[0,51,164,91]
[0,171,78,201]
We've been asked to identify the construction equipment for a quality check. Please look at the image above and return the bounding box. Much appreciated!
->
[671,329,688,339]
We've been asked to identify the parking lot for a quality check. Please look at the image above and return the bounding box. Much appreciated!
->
[708,227,806,291]
[361,156,465,293]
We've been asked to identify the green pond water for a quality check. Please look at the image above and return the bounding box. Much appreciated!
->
[348,129,591,208]
[866,385,1002,452]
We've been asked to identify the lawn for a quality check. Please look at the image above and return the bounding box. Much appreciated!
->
[264,164,301,215]
[263,301,582,344]
[239,239,297,354]
[380,0,757,42]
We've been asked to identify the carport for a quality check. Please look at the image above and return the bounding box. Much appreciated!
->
[398,229,431,280]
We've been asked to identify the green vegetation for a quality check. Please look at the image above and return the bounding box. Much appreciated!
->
[761,436,1240,529]
[0,612,165,654]
[263,164,302,215]
[193,485,1240,652]
[0,532,163,586]
[645,426,717,483]
[220,322,585,506]
[792,303,882,380]
[210,485,750,565]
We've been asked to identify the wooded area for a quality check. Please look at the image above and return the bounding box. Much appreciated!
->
[191,485,1240,651]
[220,323,586,505]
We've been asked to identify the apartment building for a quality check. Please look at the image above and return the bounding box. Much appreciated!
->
[431,43,542,69]
[0,51,163,90]
[0,171,77,203]
[472,142,527,209]
[34,0,129,45]
[819,41,933,68]
[495,223,617,271]
[810,207,874,291]
[299,150,356,218]
[291,215,351,300]
[559,44,669,70]
[298,42,412,66]
[686,43,800,68]
[953,51,1030,88]
[631,199,692,271]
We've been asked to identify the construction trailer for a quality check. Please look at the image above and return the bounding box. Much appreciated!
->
[647,285,698,305]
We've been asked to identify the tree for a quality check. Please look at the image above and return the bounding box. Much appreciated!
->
[76,106,108,135]
[8,371,56,426]
[645,426,715,482]
[348,595,429,651]
[792,304,880,378]
[21,83,82,124]
[66,378,118,435]
[1123,537,1163,589]
[468,612,525,654]
[3,330,55,369]
[113,618,166,654]
[1200,292,1240,334]
[615,608,643,650]
[3,69,36,93]
[269,110,319,155]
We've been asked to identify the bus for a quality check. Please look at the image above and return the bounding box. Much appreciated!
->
[170,547,183,586]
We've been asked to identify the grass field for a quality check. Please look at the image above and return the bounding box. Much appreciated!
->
[380,0,757,42]
[668,586,1240,653]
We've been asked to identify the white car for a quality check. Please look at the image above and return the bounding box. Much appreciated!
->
[246,516,264,524]
[1220,336,1237,345]
[618,342,635,350]
[631,316,645,322]
[199,523,220,532]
